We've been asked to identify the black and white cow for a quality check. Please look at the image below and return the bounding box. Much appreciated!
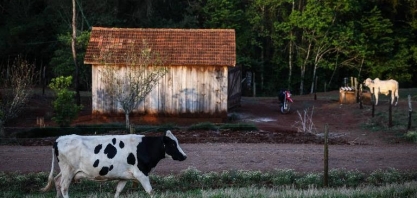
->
[41,130,187,198]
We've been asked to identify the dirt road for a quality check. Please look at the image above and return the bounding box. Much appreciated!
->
[1,143,416,175]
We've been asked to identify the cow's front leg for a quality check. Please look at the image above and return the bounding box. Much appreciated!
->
[114,180,127,198]
[133,173,152,195]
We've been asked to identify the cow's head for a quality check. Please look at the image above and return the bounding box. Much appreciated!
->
[363,78,373,87]
[163,130,187,161]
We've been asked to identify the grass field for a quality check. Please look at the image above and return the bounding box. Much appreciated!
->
[2,168,416,198]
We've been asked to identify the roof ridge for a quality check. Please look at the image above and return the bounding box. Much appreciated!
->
[92,27,235,32]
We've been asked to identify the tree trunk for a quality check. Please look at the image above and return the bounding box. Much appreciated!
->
[358,57,365,80]
[328,52,339,88]
[0,120,4,137]
[288,0,295,90]
[72,0,80,105]
[310,62,318,94]
[125,112,130,129]
[299,42,312,95]
[288,36,293,90]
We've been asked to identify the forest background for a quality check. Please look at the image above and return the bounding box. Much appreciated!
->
[1,0,417,96]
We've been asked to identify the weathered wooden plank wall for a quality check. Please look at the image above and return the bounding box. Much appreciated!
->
[92,65,228,117]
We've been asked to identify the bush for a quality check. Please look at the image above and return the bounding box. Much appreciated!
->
[405,131,417,143]
[328,169,365,187]
[272,169,297,186]
[295,173,322,188]
[49,76,83,127]
[366,168,404,186]
[188,122,218,131]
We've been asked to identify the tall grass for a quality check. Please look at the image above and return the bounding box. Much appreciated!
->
[7,182,417,198]
[2,168,416,197]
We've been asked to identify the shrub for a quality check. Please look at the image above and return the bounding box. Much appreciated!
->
[49,76,83,127]
[328,169,365,187]
[272,169,297,186]
[366,169,404,186]
[295,173,322,188]
[188,122,218,131]
[405,131,417,143]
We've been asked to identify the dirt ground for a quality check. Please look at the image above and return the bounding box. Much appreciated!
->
[1,91,417,174]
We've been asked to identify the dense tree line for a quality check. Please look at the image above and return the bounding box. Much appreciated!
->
[1,0,417,96]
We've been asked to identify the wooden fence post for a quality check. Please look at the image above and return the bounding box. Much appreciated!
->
[388,90,392,128]
[323,124,329,187]
[408,94,413,130]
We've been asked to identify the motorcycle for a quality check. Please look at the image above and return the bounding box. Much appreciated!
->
[278,90,293,114]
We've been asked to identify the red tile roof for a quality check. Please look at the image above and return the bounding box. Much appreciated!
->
[84,27,236,66]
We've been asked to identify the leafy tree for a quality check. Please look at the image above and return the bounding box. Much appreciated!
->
[289,0,340,94]
[246,0,292,93]
[2,0,417,96]
[49,76,83,127]
[50,31,91,89]
[335,6,394,82]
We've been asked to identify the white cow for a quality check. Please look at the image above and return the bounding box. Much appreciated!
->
[41,130,187,198]
[363,78,399,106]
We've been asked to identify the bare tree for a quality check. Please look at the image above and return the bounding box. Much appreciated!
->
[0,56,35,137]
[101,42,168,128]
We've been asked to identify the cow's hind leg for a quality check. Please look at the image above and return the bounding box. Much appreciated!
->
[114,180,127,198]
[53,173,62,198]
[59,167,74,198]
[394,90,399,106]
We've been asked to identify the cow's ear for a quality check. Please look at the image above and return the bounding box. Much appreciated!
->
[165,130,177,141]
[165,130,172,136]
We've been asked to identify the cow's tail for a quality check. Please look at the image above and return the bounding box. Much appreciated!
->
[40,148,55,192]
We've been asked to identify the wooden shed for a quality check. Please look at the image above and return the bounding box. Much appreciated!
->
[84,27,237,123]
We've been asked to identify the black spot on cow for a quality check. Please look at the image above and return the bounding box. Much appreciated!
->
[94,144,102,154]
[119,141,125,149]
[99,165,114,176]
[93,159,99,167]
[99,166,109,176]
[127,153,135,165]
[112,138,116,145]
[104,144,117,159]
